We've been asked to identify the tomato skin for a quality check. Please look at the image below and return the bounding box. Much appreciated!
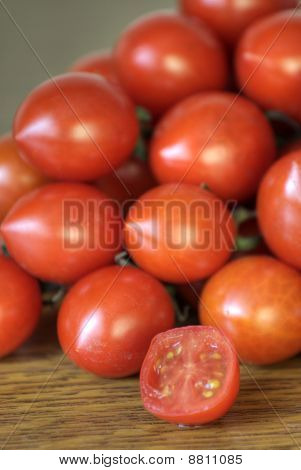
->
[257,151,301,270]
[114,12,228,116]
[0,255,41,358]
[200,256,301,365]
[0,134,47,222]
[180,0,297,47]
[70,50,119,84]
[1,183,122,284]
[57,265,174,378]
[150,92,276,202]
[13,73,139,181]
[236,10,301,123]
[95,156,156,208]
[124,184,236,283]
[140,326,240,425]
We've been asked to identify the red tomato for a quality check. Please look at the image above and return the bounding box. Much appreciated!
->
[58,265,174,378]
[236,10,301,123]
[1,183,122,284]
[200,256,301,365]
[0,255,41,358]
[150,92,276,202]
[180,0,297,47]
[140,326,239,425]
[114,12,228,116]
[95,156,156,208]
[0,134,47,222]
[13,73,139,181]
[70,50,119,84]
[124,184,236,283]
[257,151,301,270]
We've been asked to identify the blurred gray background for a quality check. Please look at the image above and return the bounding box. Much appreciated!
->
[0,0,175,133]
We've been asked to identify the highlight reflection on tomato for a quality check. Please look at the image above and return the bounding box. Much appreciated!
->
[13,73,139,181]
[140,326,239,425]
[0,134,47,222]
[200,256,301,365]
[114,12,228,116]
[180,0,298,47]
[0,255,41,358]
[257,151,301,270]
[1,183,122,284]
[124,184,236,283]
[70,50,119,84]
[150,92,276,201]
[236,10,301,123]
[58,265,175,378]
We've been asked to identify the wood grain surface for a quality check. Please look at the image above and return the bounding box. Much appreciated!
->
[0,307,300,450]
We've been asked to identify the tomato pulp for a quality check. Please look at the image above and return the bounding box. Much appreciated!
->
[140,326,239,425]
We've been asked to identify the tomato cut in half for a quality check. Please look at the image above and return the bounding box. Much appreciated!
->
[140,326,239,426]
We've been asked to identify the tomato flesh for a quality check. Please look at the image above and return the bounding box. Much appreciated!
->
[140,326,239,425]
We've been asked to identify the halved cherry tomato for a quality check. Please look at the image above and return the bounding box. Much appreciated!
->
[180,0,297,47]
[140,325,239,425]
[114,12,228,116]
[1,183,122,284]
[150,92,276,202]
[0,255,41,358]
[236,10,301,123]
[124,183,236,283]
[13,73,139,181]
[0,134,47,222]
[95,156,156,210]
[257,151,301,270]
[70,50,119,84]
[58,265,174,378]
[200,256,301,365]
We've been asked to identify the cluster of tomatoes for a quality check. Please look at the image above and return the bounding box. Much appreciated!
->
[1,0,301,427]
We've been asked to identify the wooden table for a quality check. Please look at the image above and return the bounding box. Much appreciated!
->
[0,307,300,450]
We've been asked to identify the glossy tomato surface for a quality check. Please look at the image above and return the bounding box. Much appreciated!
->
[0,134,47,222]
[236,10,301,122]
[114,12,228,116]
[140,326,239,425]
[1,183,122,284]
[257,151,301,269]
[95,156,156,208]
[200,256,301,365]
[150,92,276,201]
[13,73,139,181]
[180,0,297,46]
[58,265,174,377]
[124,184,236,283]
[70,50,119,84]
[0,255,41,358]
